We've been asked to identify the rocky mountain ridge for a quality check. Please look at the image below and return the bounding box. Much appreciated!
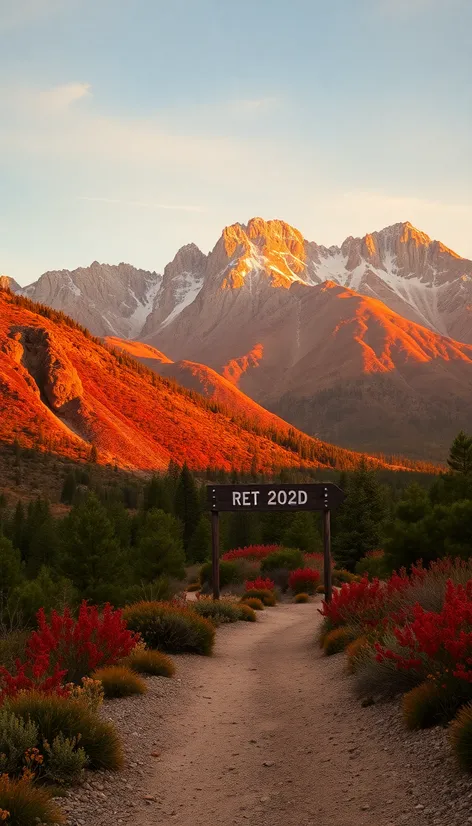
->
[10,218,472,343]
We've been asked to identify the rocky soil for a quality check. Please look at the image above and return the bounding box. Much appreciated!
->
[61,602,472,826]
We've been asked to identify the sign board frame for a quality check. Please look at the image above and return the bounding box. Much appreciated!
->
[206,483,346,603]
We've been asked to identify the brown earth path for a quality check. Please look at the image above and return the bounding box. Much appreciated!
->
[134,602,423,826]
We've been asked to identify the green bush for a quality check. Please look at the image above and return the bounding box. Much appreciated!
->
[0,710,38,775]
[241,597,264,611]
[294,593,310,603]
[92,665,147,698]
[0,775,64,825]
[43,734,87,785]
[123,602,215,655]
[125,649,175,677]
[323,627,358,656]
[191,599,240,625]
[260,548,304,573]
[7,692,124,772]
[332,569,360,585]
[450,703,472,772]
[199,560,242,589]
[402,681,453,730]
[242,589,276,606]
[236,604,257,622]
[355,552,389,581]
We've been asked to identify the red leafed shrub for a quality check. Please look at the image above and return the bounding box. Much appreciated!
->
[304,553,326,573]
[245,577,275,592]
[221,545,280,562]
[25,602,140,685]
[288,568,320,595]
[319,572,411,630]
[0,660,69,705]
[375,580,472,699]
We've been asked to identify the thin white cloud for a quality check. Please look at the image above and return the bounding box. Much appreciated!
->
[227,97,278,115]
[0,0,69,31]
[38,82,91,110]
[78,197,204,213]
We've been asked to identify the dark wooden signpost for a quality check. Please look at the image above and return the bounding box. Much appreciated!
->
[207,483,345,603]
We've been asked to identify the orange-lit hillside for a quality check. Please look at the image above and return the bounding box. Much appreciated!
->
[0,289,408,473]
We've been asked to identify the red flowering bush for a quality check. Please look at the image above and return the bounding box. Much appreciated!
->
[221,545,280,562]
[288,568,320,595]
[244,577,275,592]
[25,602,140,685]
[375,580,472,704]
[320,572,411,631]
[0,660,68,705]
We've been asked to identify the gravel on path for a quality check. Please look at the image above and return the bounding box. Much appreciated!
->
[62,601,472,826]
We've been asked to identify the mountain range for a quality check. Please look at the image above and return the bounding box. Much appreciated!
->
[3,218,472,460]
[0,287,408,473]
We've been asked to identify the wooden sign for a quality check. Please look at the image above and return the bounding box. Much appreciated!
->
[207,483,345,512]
[206,483,346,604]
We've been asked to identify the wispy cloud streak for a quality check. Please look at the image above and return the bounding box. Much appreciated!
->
[78,197,205,213]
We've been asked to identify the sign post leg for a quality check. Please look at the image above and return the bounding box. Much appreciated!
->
[211,510,220,601]
[323,509,332,603]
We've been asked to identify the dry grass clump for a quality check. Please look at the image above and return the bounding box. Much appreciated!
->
[236,604,257,622]
[91,665,147,699]
[241,597,264,611]
[186,583,201,592]
[242,589,276,606]
[402,681,452,730]
[345,636,370,674]
[450,704,472,772]
[125,649,175,677]
[123,601,215,656]
[323,627,359,656]
[294,593,310,603]
[0,775,64,825]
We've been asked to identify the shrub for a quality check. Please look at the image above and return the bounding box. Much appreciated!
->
[25,602,140,685]
[288,568,320,595]
[42,734,87,785]
[236,604,257,622]
[319,573,410,631]
[354,632,425,699]
[402,681,453,730]
[241,597,264,611]
[191,599,240,625]
[355,550,388,580]
[7,692,124,771]
[0,709,38,775]
[323,627,358,656]
[92,665,147,699]
[316,584,325,594]
[260,548,304,573]
[186,583,201,592]
[450,703,472,772]
[294,593,310,603]
[199,561,242,589]
[244,577,275,592]
[242,589,276,606]
[304,552,325,573]
[125,649,175,678]
[374,580,472,704]
[68,677,104,713]
[346,636,370,674]
[332,569,360,585]
[221,545,280,562]
[123,602,215,656]
[0,775,64,825]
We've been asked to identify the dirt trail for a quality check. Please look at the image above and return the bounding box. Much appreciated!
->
[135,603,421,826]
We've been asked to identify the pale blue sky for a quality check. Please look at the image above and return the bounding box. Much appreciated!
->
[1,0,471,284]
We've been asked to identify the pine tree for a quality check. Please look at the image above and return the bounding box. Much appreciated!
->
[135,509,185,581]
[0,536,23,609]
[62,493,122,599]
[447,431,472,475]
[187,516,212,564]
[61,472,77,505]
[174,465,201,552]
[333,462,388,571]
[282,512,321,553]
